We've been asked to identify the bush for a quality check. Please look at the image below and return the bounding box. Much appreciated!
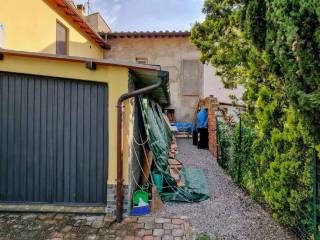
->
[191,0,319,236]
[217,112,313,232]
[216,120,232,172]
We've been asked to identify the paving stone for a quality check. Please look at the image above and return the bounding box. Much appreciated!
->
[97,236,110,240]
[172,219,184,225]
[95,216,104,221]
[38,214,50,220]
[163,223,174,230]
[136,229,153,237]
[172,224,181,229]
[144,222,155,229]
[104,216,115,223]
[74,219,85,227]
[133,223,145,229]
[117,229,128,237]
[84,234,97,240]
[153,229,164,236]
[154,218,171,224]
[142,236,154,240]
[97,227,108,236]
[137,217,154,223]
[163,235,174,240]
[86,216,97,222]
[172,229,184,237]
[92,221,104,229]
[0,209,190,240]
[174,237,182,240]
[51,232,64,238]
[154,223,163,229]
[124,217,138,223]
[64,232,78,239]
[54,214,65,220]
[62,225,73,233]
[44,219,56,225]
[22,214,37,220]
[123,236,135,240]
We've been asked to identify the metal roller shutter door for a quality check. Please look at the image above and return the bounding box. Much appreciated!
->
[0,72,108,205]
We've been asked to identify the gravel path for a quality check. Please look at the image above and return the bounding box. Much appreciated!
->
[155,139,297,240]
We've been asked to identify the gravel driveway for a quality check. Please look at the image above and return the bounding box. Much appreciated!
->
[155,139,297,240]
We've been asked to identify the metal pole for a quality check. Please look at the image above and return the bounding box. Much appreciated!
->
[237,116,242,184]
[313,148,318,240]
[216,117,220,164]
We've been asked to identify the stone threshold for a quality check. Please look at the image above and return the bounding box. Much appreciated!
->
[0,204,108,215]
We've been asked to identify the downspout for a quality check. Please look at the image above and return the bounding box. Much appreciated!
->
[116,72,165,223]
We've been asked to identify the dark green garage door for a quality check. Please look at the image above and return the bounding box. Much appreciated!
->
[0,72,108,205]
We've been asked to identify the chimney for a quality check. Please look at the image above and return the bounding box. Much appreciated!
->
[76,4,86,16]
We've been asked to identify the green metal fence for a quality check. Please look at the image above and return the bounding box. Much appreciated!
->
[216,116,319,239]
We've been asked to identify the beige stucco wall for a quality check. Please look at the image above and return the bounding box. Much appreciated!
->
[203,64,245,104]
[106,37,202,121]
[105,37,244,122]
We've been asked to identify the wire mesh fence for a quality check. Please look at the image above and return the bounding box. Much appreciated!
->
[215,116,319,240]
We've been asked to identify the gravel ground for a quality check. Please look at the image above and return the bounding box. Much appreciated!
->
[155,138,297,240]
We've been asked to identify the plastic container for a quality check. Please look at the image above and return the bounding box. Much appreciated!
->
[130,205,151,216]
[133,190,148,205]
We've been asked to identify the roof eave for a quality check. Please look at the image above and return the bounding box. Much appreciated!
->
[103,31,191,40]
[0,48,161,72]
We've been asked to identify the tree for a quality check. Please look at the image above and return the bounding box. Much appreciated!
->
[191,0,320,234]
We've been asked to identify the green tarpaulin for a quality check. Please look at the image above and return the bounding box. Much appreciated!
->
[139,97,210,202]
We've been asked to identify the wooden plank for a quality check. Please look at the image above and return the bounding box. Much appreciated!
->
[141,150,153,185]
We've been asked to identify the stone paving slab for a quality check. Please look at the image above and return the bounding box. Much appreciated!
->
[0,213,192,240]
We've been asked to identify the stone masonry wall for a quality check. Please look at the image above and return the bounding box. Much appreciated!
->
[106,184,129,217]
[206,96,219,158]
[198,96,218,158]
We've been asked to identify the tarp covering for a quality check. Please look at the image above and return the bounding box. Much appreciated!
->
[175,122,193,133]
[139,97,210,202]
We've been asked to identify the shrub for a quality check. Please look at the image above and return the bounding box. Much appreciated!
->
[191,0,319,236]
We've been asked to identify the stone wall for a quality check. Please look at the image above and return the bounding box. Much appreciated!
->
[206,96,219,158]
[106,184,129,217]
[198,96,219,158]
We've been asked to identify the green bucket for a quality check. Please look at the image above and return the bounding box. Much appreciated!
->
[152,170,164,193]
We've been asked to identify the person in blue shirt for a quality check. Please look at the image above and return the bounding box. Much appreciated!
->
[195,108,209,149]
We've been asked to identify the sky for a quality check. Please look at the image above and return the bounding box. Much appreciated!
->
[74,0,205,32]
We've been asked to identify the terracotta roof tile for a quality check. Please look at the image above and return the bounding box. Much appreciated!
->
[104,31,190,39]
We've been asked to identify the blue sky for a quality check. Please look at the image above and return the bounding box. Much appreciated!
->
[74,0,205,32]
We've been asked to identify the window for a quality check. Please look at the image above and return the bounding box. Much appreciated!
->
[136,57,148,64]
[56,21,68,55]
[181,60,203,96]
